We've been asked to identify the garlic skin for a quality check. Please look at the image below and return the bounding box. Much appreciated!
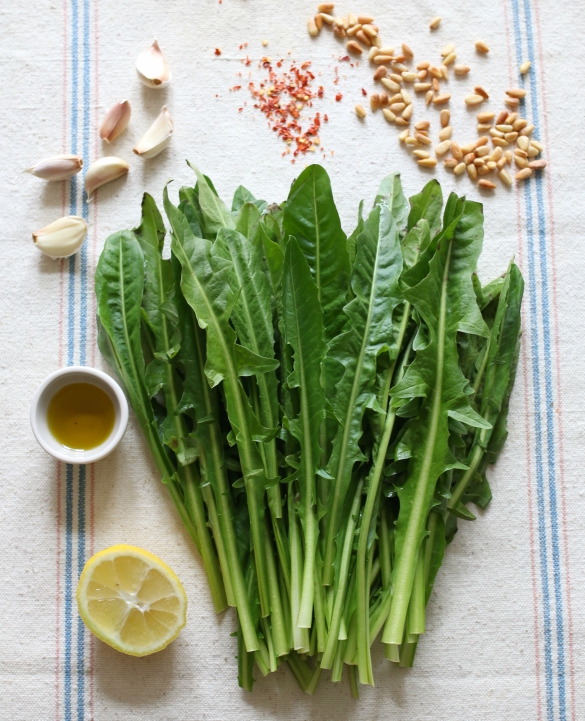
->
[25,154,83,181]
[84,157,129,199]
[99,100,131,142]
[135,40,171,88]
[33,216,88,259]
[133,107,173,159]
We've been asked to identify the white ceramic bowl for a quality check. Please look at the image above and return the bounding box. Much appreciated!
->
[30,366,128,464]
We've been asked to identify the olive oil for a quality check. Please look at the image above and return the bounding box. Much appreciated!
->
[47,382,115,451]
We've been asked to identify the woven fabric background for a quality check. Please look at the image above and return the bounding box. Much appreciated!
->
[1,1,584,719]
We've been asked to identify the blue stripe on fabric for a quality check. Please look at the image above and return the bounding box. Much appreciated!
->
[510,0,567,718]
[521,1,567,717]
[64,463,74,721]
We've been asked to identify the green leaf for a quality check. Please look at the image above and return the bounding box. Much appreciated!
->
[407,179,443,236]
[375,172,409,234]
[232,185,267,213]
[188,162,235,237]
[283,164,350,341]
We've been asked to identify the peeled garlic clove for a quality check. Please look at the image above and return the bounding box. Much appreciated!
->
[33,216,88,259]
[135,40,171,88]
[133,107,173,159]
[84,157,129,199]
[25,154,83,181]
[99,100,131,142]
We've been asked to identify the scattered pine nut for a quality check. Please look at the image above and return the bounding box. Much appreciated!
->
[362,24,378,38]
[454,64,470,76]
[474,85,489,99]
[347,40,363,54]
[379,92,389,106]
[318,2,334,12]
[358,14,374,24]
[415,132,433,145]
[504,150,514,163]
[486,161,497,170]
[415,120,430,130]
[498,169,513,186]
[515,148,528,158]
[520,60,532,74]
[389,93,403,104]
[440,64,449,80]
[476,145,490,157]
[378,46,395,54]
[415,82,432,92]
[308,17,319,36]
[526,146,539,158]
[398,129,410,141]
[393,62,409,73]
[413,149,431,159]
[529,159,546,170]
[418,158,438,167]
[429,16,441,30]
[515,168,532,180]
[451,141,463,160]
[402,43,414,59]
[355,103,366,118]
[356,30,371,45]
[383,108,396,123]
[389,73,403,83]
[334,16,348,29]
[477,124,493,132]
[314,15,323,31]
[373,66,388,81]
[430,66,443,79]
[444,158,458,168]
[507,112,519,124]
[475,40,490,54]
[402,72,418,82]
[505,131,519,142]
[496,110,508,124]
[464,152,476,165]
[507,88,527,98]
[515,155,529,169]
[442,43,455,56]
[395,117,410,126]
[368,46,380,61]
[417,61,431,70]
[454,162,466,175]
[405,135,419,145]
[476,136,489,147]
[347,24,362,36]
[490,147,503,161]
[443,52,457,66]
[478,179,496,189]
[531,140,543,151]
[426,90,434,106]
[334,25,347,38]
[435,140,451,156]
[496,157,508,170]
[467,164,478,180]
[320,13,335,24]
[348,12,357,26]
[492,137,509,147]
[495,124,513,132]
[390,102,406,113]
[440,109,450,128]
[402,104,413,121]
[490,128,505,138]
[439,126,453,141]
[433,93,451,105]
[417,69,428,79]
[513,119,528,132]
[505,95,520,107]
[519,123,534,136]
[401,88,412,104]
[381,78,401,93]
[465,94,485,106]
[477,111,495,123]
[370,93,380,111]
[374,54,394,64]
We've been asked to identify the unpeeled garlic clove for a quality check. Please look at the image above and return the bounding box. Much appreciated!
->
[135,40,171,88]
[33,216,88,258]
[25,154,83,181]
[133,107,173,159]
[99,100,131,142]
[84,157,129,199]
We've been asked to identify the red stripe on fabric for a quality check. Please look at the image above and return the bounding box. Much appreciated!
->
[530,2,576,718]
[502,2,543,719]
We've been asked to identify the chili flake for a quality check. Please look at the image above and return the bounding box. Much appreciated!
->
[335,93,343,101]
[215,48,221,56]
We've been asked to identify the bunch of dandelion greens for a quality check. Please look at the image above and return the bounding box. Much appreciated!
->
[95,163,523,695]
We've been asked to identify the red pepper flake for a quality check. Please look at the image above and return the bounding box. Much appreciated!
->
[243,58,327,157]
[324,114,328,122]
[238,107,243,112]
[361,88,367,96]
[339,55,350,62]
[335,93,343,101]
[231,85,242,91]
[215,48,221,56]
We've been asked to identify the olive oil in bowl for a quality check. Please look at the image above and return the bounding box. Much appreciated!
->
[47,382,115,451]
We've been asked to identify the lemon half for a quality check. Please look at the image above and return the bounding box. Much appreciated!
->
[76,544,187,657]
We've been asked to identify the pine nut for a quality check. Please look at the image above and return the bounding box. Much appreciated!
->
[374,55,394,64]
[487,161,497,170]
[520,60,532,74]
[506,112,519,124]
[475,40,490,53]
[395,118,410,126]
[358,14,374,23]
[393,62,409,72]
[529,159,546,170]
[467,164,478,180]
[461,142,477,153]
[383,108,396,123]
[378,46,395,55]
[441,43,455,56]
[443,52,457,66]
[515,168,532,180]
[531,140,543,151]
[320,12,335,24]
[402,72,418,82]
[389,93,403,104]
[381,78,401,93]
[496,158,508,170]
[318,3,334,12]
[435,140,451,156]
[513,118,528,131]
[505,131,519,142]
[426,90,434,106]
[398,129,410,142]
[454,162,466,175]
[362,24,378,38]
[418,69,429,79]
[430,66,443,79]
[390,102,406,113]
[413,149,430,159]
[474,85,489,99]
[505,150,513,163]
[515,156,529,169]
[334,16,348,28]
[490,128,505,138]
[515,148,528,158]
[526,146,539,158]
[415,82,432,92]
[439,126,453,141]
[429,16,441,30]
[478,179,496,189]
[418,158,437,167]
[476,136,489,147]
[465,94,485,106]
[347,24,362,36]
[417,130,429,137]
[444,158,458,168]
[415,132,433,145]
[464,152,476,165]
[417,61,431,70]
[505,95,520,107]
[440,65,449,80]
[451,141,463,160]
[388,73,403,83]
[477,124,493,132]
[477,111,495,123]
[379,92,389,106]
[355,104,367,119]
[495,124,513,132]
[356,30,371,45]
[347,40,363,54]
[476,145,490,157]
[368,46,380,61]
[454,64,470,75]
[402,104,413,121]
[347,12,357,26]
[433,93,451,105]
[415,120,430,130]
[308,17,319,36]
[334,25,347,38]
[370,93,380,111]
[439,109,450,128]
[496,169,511,186]
[373,66,388,81]
[496,110,508,124]
[492,137,509,147]
[507,88,527,98]
[315,14,323,30]
[401,88,412,104]
[490,146,503,161]
[405,135,419,145]
[402,43,414,59]
[519,123,534,136]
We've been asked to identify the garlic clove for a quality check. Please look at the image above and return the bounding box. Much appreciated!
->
[84,157,129,199]
[99,100,131,142]
[133,107,173,159]
[25,154,83,181]
[135,40,171,88]
[33,216,88,259]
